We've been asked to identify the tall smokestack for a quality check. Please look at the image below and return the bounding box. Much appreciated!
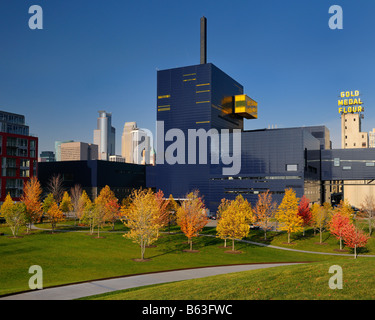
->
[200,16,207,64]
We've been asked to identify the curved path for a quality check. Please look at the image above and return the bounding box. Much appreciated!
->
[1,262,302,300]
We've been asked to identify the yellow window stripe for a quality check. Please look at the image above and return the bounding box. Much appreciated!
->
[158,95,170,99]
[196,121,210,124]
[196,90,210,93]
[158,105,170,108]
[158,107,170,112]
[196,101,210,104]
[183,73,196,76]
[196,83,210,87]
[183,78,196,82]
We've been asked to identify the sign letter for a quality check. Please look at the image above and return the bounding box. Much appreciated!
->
[29,265,43,290]
[29,5,43,30]
[328,5,343,30]
[328,265,343,290]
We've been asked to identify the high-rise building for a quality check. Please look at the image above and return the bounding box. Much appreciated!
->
[93,110,116,160]
[369,128,375,148]
[121,122,152,165]
[121,122,137,163]
[0,110,38,201]
[55,140,74,161]
[60,142,98,161]
[39,151,55,162]
[341,113,368,149]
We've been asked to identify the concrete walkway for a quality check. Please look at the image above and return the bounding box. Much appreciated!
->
[1,263,301,300]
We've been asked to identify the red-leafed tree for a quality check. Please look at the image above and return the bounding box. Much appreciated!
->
[298,195,311,236]
[342,223,370,259]
[329,212,351,251]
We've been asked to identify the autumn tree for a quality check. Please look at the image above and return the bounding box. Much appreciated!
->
[42,193,55,214]
[310,203,321,235]
[329,211,351,251]
[46,201,64,233]
[333,199,353,220]
[105,199,120,231]
[81,202,96,234]
[216,195,253,252]
[298,195,312,236]
[311,203,330,244]
[360,194,375,236]
[216,198,231,247]
[60,191,73,216]
[1,194,26,238]
[121,188,160,260]
[177,190,208,251]
[21,176,42,233]
[47,174,65,203]
[92,204,106,238]
[154,190,170,237]
[342,223,370,259]
[70,184,83,225]
[95,186,119,231]
[275,188,303,244]
[76,190,91,222]
[165,194,179,233]
[253,190,276,240]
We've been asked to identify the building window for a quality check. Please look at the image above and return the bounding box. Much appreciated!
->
[286,164,298,172]
[343,166,351,170]
[334,158,340,166]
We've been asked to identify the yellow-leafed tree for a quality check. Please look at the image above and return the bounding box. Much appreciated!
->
[275,188,303,243]
[1,194,26,238]
[216,195,253,252]
[121,188,160,260]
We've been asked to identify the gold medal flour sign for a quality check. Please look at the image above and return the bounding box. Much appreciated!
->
[338,91,364,114]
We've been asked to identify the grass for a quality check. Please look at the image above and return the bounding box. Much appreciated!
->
[83,258,375,300]
[0,221,344,296]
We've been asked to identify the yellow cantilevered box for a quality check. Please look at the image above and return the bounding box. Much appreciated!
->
[234,94,258,119]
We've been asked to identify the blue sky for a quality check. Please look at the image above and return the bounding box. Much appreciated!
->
[1,0,375,152]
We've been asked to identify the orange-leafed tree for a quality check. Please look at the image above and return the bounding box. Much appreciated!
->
[105,199,120,231]
[253,190,276,240]
[154,190,169,236]
[275,188,303,244]
[21,177,43,233]
[342,223,370,259]
[298,195,311,236]
[177,190,208,251]
[121,188,160,261]
[216,195,253,252]
[329,211,351,251]
[95,185,119,230]
[46,201,64,233]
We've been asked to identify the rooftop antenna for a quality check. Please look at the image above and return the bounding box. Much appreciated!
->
[200,16,207,64]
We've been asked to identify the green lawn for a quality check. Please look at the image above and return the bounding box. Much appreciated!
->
[0,222,346,296]
[83,258,375,300]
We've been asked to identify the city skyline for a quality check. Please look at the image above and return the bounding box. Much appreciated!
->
[1,0,375,152]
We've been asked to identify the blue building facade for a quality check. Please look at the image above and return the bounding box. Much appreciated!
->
[147,62,324,213]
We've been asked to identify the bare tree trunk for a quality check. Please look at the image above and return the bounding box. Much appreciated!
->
[232,239,235,251]
[288,232,290,244]
[190,239,192,251]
